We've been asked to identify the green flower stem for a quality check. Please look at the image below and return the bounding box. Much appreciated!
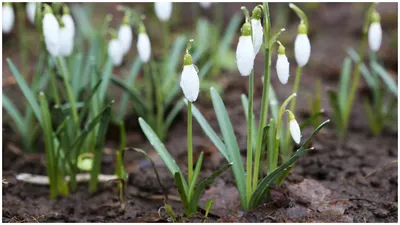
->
[282,66,302,161]
[253,2,270,191]
[369,51,379,104]
[49,67,61,105]
[246,69,254,204]
[270,94,296,173]
[187,101,193,183]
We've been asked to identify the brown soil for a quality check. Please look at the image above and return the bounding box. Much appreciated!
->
[2,2,398,223]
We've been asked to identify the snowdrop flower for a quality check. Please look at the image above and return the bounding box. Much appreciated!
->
[61,6,75,38]
[58,6,75,56]
[368,11,382,52]
[42,5,60,56]
[180,43,200,102]
[154,2,172,22]
[236,22,255,76]
[137,24,151,63]
[2,3,14,34]
[294,23,311,67]
[251,6,263,56]
[288,111,301,144]
[118,14,132,56]
[276,43,290,84]
[26,2,36,24]
[199,2,212,9]
[108,36,123,66]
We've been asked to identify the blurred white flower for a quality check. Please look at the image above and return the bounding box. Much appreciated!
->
[42,8,60,56]
[118,24,133,55]
[368,22,382,52]
[289,118,301,144]
[62,14,75,38]
[108,39,123,66]
[59,27,74,56]
[251,19,263,56]
[294,33,311,67]
[199,2,212,9]
[26,2,36,24]
[2,4,15,34]
[154,2,172,22]
[137,33,151,63]
[180,62,200,102]
[276,51,290,84]
[236,35,255,76]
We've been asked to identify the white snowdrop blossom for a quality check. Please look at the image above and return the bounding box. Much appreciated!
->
[251,7,263,56]
[108,39,123,66]
[289,116,301,144]
[276,46,290,84]
[118,24,133,55]
[42,6,60,56]
[62,14,75,38]
[294,24,310,67]
[180,54,200,102]
[368,22,382,52]
[236,23,255,76]
[199,2,212,9]
[154,2,172,22]
[2,3,15,34]
[26,2,36,24]
[59,26,74,56]
[137,32,151,63]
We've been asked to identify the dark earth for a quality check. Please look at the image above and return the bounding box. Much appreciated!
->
[2,2,398,222]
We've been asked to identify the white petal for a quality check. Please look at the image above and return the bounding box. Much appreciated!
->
[26,2,36,24]
[154,2,172,22]
[289,120,301,144]
[118,25,133,55]
[199,2,212,9]
[294,34,311,67]
[137,33,151,63]
[368,22,382,52]
[180,65,200,102]
[276,54,290,84]
[108,39,123,66]
[2,5,15,34]
[62,14,75,38]
[236,36,255,76]
[43,13,60,56]
[251,19,263,56]
[59,27,74,56]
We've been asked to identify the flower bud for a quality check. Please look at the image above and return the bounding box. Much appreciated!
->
[118,23,133,56]
[180,53,200,102]
[236,22,255,76]
[368,11,382,52]
[251,12,263,56]
[2,3,15,34]
[276,45,290,84]
[288,111,301,144]
[294,24,310,67]
[26,2,36,24]
[42,5,60,56]
[154,2,172,22]
[199,2,212,9]
[108,38,123,66]
[137,30,151,63]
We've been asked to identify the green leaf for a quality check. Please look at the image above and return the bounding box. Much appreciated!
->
[327,90,343,133]
[164,203,177,222]
[205,199,214,218]
[71,53,84,97]
[164,99,185,133]
[173,172,190,216]
[371,61,398,97]
[241,94,257,152]
[2,94,26,136]
[164,35,187,91]
[189,100,228,160]
[98,58,114,103]
[210,87,246,207]
[218,13,242,56]
[347,48,375,89]
[199,60,213,79]
[138,117,187,191]
[188,152,204,201]
[338,57,352,110]
[363,97,381,135]
[249,120,330,208]
[7,58,41,122]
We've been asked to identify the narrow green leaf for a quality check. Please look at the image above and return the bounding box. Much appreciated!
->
[205,199,214,218]
[363,98,380,135]
[338,57,352,110]
[163,35,187,91]
[98,58,114,102]
[371,61,398,97]
[2,94,26,136]
[241,94,257,152]
[173,172,191,216]
[218,13,242,56]
[164,99,185,132]
[327,90,343,133]
[111,75,147,115]
[210,87,246,207]
[347,48,375,89]
[71,53,84,97]
[199,60,213,79]
[188,152,204,201]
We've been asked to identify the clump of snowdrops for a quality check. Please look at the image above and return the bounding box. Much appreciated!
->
[328,3,397,137]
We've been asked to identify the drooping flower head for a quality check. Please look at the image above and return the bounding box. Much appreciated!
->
[118,12,133,56]
[26,2,36,24]
[199,2,212,9]
[42,4,60,56]
[294,23,311,67]
[236,22,255,76]
[180,39,200,102]
[287,110,301,144]
[2,3,15,34]
[58,5,75,56]
[154,2,172,22]
[251,6,263,56]
[276,42,290,84]
[368,10,382,52]
[108,30,123,66]
[137,23,151,63]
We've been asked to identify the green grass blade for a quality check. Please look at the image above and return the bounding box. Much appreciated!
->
[78,78,103,123]
[371,61,398,97]
[210,87,246,207]
[111,75,147,115]
[199,60,213,79]
[71,53,84,97]
[218,13,242,56]
[338,57,352,109]
[347,48,375,89]
[173,172,190,216]
[188,152,204,201]
[2,94,26,136]
[189,100,228,160]
[7,58,41,122]
[98,58,114,103]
